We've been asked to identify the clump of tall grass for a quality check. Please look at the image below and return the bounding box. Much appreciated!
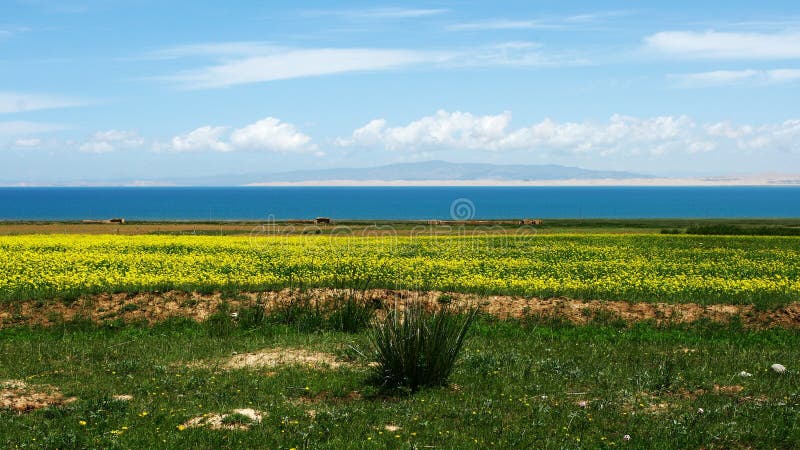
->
[266,291,326,332]
[369,301,477,392]
[327,294,375,333]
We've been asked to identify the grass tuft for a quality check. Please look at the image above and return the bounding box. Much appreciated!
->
[369,302,477,392]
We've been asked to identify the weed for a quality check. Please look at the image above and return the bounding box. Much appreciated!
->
[369,302,477,392]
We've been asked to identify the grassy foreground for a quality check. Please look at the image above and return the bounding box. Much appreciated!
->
[2,233,800,307]
[1,315,798,449]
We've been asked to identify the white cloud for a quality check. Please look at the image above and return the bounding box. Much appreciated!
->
[446,11,631,31]
[338,111,800,155]
[455,42,586,68]
[158,48,450,89]
[703,119,800,152]
[670,69,800,87]
[150,41,579,89]
[168,126,231,152]
[0,25,30,40]
[230,117,313,152]
[0,92,86,114]
[0,121,69,135]
[162,117,314,153]
[307,7,448,20]
[338,110,512,150]
[446,20,558,31]
[13,138,42,147]
[644,31,800,59]
[79,130,145,153]
[144,42,279,60]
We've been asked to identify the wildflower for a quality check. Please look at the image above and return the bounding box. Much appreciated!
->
[79,420,87,426]
[623,434,631,441]
[176,425,186,431]
[697,408,704,414]
[739,371,752,377]
[139,411,148,417]
[578,401,587,408]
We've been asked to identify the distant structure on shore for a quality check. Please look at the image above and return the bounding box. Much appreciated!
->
[82,218,126,224]
[429,219,542,225]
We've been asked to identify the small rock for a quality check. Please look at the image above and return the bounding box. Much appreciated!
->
[738,371,752,377]
[623,434,631,441]
[697,408,704,414]
[771,363,787,374]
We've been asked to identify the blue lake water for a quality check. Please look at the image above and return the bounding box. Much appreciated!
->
[0,187,799,220]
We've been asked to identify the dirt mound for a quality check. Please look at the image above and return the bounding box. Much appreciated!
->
[2,288,800,329]
[0,380,77,412]
[223,348,345,370]
[181,408,264,431]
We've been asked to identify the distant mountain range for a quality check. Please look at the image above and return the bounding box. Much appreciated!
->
[173,161,651,185]
[7,161,800,186]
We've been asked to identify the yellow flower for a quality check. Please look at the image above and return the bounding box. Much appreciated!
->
[176,425,186,431]
[79,420,87,426]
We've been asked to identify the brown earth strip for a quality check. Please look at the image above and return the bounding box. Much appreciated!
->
[1,288,799,329]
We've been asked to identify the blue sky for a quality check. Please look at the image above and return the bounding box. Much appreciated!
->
[2,0,800,183]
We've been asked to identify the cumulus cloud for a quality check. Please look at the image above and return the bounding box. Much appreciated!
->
[643,31,800,59]
[168,126,231,152]
[79,130,145,153]
[338,110,800,155]
[230,118,313,152]
[162,117,314,153]
[338,111,512,150]
[671,69,800,87]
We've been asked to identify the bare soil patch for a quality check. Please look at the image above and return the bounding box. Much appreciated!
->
[222,348,345,370]
[2,288,799,329]
[181,408,265,431]
[0,380,77,412]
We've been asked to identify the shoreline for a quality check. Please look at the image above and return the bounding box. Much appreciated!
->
[4,175,800,187]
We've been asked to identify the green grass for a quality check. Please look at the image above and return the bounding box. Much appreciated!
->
[1,316,798,449]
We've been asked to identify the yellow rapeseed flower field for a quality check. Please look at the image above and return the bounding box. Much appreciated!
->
[1,233,799,307]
